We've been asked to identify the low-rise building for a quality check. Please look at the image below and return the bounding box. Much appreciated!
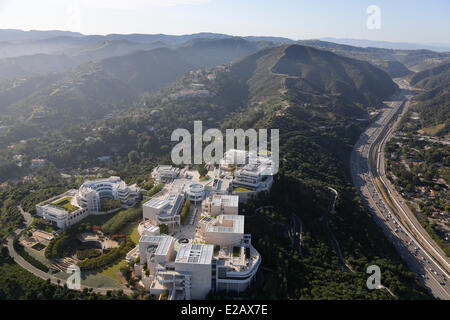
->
[143,191,185,231]
[136,212,260,300]
[75,176,140,212]
[202,194,239,216]
[233,162,273,192]
[31,158,46,167]
[151,165,180,182]
[203,215,244,247]
[36,177,140,229]
[36,190,89,229]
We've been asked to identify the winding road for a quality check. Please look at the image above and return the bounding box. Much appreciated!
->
[4,206,133,295]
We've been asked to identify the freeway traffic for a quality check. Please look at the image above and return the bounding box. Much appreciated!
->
[350,78,450,300]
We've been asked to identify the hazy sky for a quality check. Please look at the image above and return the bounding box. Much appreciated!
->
[0,0,448,44]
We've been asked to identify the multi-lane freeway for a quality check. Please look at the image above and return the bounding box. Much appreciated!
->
[351,78,450,300]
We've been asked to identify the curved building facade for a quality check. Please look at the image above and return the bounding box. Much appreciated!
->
[186,183,205,203]
[75,176,140,212]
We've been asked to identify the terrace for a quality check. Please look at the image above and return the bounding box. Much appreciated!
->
[213,244,259,273]
[52,197,79,213]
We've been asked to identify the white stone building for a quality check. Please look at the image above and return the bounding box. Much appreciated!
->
[36,177,140,229]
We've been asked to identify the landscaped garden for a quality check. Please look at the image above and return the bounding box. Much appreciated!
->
[52,197,79,213]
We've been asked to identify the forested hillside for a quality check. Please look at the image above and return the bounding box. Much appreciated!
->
[0,43,431,299]
[401,62,450,136]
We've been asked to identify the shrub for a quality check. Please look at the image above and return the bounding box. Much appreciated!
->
[180,199,190,225]
[78,237,135,271]
[13,236,49,272]
[102,208,142,235]
[147,183,164,197]
[76,249,101,260]
[158,224,169,235]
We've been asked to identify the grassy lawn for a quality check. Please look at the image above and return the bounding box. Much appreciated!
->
[31,243,46,251]
[420,123,446,136]
[121,221,141,245]
[129,224,141,245]
[100,259,127,285]
[55,270,125,289]
[234,187,252,193]
[81,211,119,226]
[52,197,78,213]
[24,246,51,267]
[31,217,57,233]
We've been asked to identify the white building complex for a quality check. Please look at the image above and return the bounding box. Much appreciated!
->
[233,162,274,193]
[132,150,276,299]
[151,165,180,182]
[36,177,141,229]
[202,194,239,216]
[143,191,185,231]
[186,183,205,203]
[76,176,141,212]
[200,215,244,247]
[134,214,260,300]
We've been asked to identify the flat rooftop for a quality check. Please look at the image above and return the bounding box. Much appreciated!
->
[238,162,274,176]
[211,194,238,208]
[140,235,174,257]
[206,215,244,234]
[144,198,169,210]
[42,205,69,216]
[175,244,214,265]
[154,165,179,173]
[144,187,185,218]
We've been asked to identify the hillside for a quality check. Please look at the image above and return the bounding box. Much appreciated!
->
[409,62,450,89]
[401,63,450,136]
[272,45,396,104]
[0,42,431,299]
[0,30,291,59]
[300,40,450,76]
[209,44,396,123]
[98,47,196,93]
[0,38,275,128]
[0,40,433,299]
[179,37,271,67]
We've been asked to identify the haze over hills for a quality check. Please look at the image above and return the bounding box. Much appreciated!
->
[321,38,450,53]
[0,29,83,42]
[299,40,450,76]
[0,28,443,301]
[1,29,448,134]
[405,62,450,135]
[0,37,279,125]
[0,29,292,59]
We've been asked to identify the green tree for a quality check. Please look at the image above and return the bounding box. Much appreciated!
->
[128,150,140,164]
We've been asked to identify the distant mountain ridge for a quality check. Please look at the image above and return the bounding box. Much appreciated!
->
[0,37,279,124]
[299,40,450,76]
[0,29,293,59]
[321,38,450,52]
